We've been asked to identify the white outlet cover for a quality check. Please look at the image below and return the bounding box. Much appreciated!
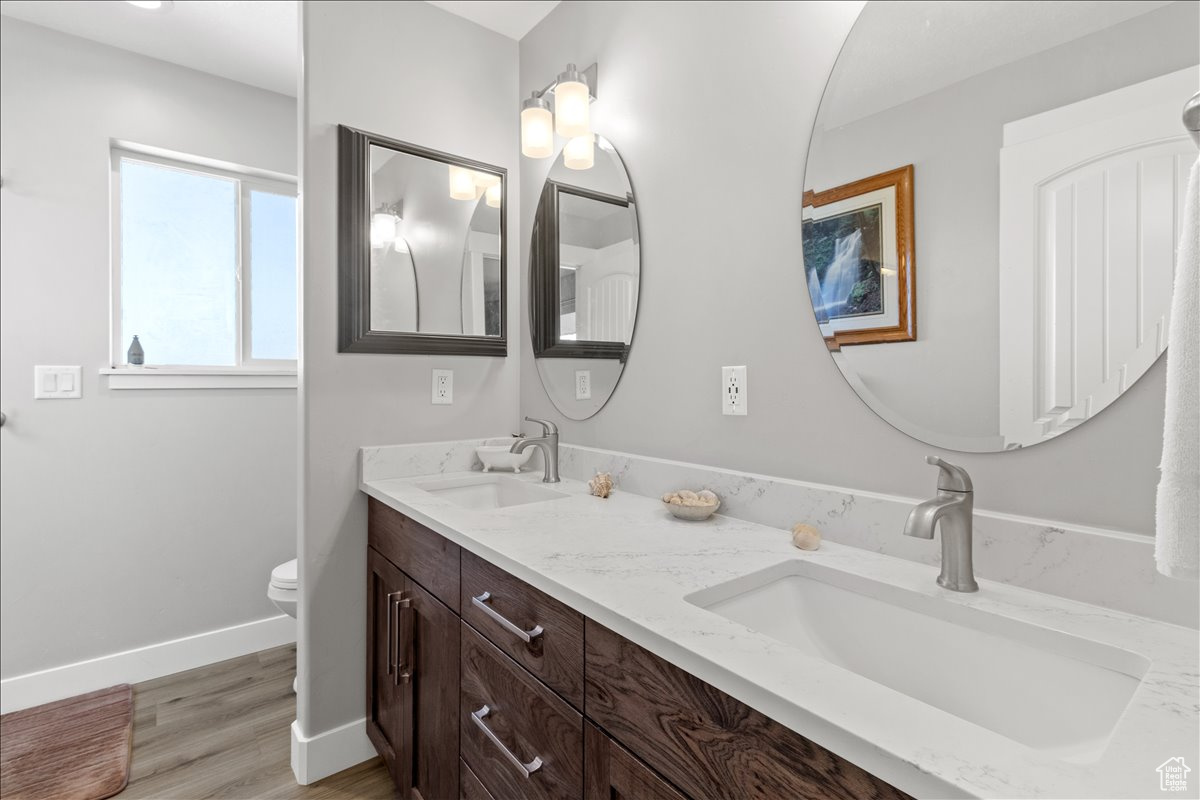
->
[432,369,453,405]
[34,366,82,399]
[575,370,592,400]
[722,365,747,416]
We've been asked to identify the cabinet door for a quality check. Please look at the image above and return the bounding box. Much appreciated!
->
[407,577,460,800]
[366,547,411,791]
[585,722,688,800]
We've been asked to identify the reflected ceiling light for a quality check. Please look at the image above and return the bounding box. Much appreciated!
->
[519,62,597,160]
[126,0,172,9]
[554,64,590,138]
[521,94,553,159]
[393,236,409,254]
[485,183,502,209]
[448,165,477,201]
[563,135,594,171]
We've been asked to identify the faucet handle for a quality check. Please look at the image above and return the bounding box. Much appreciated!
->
[925,455,973,492]
[524,416,559,436]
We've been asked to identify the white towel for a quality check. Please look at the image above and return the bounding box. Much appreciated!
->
[1155,156,1200,580]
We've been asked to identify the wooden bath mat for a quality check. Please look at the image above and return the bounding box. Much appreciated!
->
[1,684,133,800]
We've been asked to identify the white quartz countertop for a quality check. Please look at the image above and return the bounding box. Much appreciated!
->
[360,468,1199,800]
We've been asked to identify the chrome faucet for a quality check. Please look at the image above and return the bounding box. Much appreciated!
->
[510,417,560,483]
[903,456,978,592]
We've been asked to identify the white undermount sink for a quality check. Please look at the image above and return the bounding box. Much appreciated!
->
[413,474,568,511]
[685,560,1149,762]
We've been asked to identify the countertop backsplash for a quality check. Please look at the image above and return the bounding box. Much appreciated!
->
[360,439,1197,628]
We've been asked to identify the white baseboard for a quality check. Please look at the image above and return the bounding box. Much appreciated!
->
[0,614,296,714]
[291,717,377,785]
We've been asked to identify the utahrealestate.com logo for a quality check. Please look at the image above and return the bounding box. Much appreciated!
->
[1157,757,1190,792]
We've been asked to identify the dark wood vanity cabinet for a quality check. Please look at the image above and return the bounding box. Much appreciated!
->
[366,500,461,800]
[367,499,910,800]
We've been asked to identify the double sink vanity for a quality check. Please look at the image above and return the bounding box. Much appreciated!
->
[359,441,1199,800]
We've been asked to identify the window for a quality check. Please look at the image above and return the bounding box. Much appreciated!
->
[111,148,297,371]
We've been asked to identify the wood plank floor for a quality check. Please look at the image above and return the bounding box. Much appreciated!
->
[113,645,397,800]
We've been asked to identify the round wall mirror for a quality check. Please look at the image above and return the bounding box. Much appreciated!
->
[530,135,640,419]
[802,0,1197,452]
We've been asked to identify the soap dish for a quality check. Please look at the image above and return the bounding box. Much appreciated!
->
[661,490,720,521]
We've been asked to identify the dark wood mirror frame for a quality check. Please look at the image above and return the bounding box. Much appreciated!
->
[338,125,507,355]
[530,179,631,361]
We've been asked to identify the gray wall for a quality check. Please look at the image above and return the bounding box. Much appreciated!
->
[808,1,1199,443]
[299,0,519,740]
[518,0,1167,535]
[0,19,297,679]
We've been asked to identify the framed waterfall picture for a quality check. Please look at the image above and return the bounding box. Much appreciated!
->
[801,164,916,348]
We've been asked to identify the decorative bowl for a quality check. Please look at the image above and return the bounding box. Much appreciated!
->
[476,445,534,473]
[661,489,721,521]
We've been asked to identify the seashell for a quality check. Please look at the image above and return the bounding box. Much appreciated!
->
[791,523,821,551]
[697,490,719,504]
[588,472,614,499]
[678,490,699,501]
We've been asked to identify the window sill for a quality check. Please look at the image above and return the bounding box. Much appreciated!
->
[99,367,297,390]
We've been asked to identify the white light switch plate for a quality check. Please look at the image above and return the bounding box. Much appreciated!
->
[575,370,592,400]
[34,366,82,399]
[432,369,453,404]
[722,365,747,415]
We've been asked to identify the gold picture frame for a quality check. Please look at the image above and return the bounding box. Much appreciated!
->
[802,164,916,348]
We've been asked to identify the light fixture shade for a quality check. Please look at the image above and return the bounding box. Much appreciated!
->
[448,165,477,200]
[521,95,554,159]
[473,171,501,189]
[370,212,397,247]
[563,135,594,170]
[554,66,590,138]
[485,183,502,209]
[394,236,409,254]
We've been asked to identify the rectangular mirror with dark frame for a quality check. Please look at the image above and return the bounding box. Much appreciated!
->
[338,125,506,355]
[531,178,638,361]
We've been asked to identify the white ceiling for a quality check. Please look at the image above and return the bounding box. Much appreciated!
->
[425,0,559,40]
[824,0,1174,128]
[0,0,298,96]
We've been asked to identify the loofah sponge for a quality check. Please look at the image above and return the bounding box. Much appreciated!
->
[791,523,821,551]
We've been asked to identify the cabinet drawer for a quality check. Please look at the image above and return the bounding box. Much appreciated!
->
[585,621,913,800]
[461,758,495,800]
[461,549,585,708]
[461,623,583,800]
[368,497,460,611]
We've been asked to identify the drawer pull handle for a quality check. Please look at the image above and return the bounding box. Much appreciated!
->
[471,592,544,644]
[470,704,543,778]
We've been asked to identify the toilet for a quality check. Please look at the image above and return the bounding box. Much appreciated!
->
[268,559,298,619]
[268,559,298,692]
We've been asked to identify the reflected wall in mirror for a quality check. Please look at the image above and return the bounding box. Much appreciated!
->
[530,135,640,419]
[338,125,506,354]
[802,0,1198,452]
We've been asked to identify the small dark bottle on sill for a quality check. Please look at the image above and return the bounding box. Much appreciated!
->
[127,335,145,366]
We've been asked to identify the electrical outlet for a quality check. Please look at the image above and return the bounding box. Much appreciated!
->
[431,369,453,405]
[575,370,592,400]
[722,366,747,416]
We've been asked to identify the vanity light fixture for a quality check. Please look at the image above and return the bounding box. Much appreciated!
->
[370,204,401,249]
[563,135,594,170]
[448,165,477,201]
[554,64,590,138]
[521,94,554,158]
[519,63,598,160]
[485,183,502,209]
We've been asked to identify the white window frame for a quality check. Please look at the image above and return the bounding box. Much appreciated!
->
[106,143,298,389]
